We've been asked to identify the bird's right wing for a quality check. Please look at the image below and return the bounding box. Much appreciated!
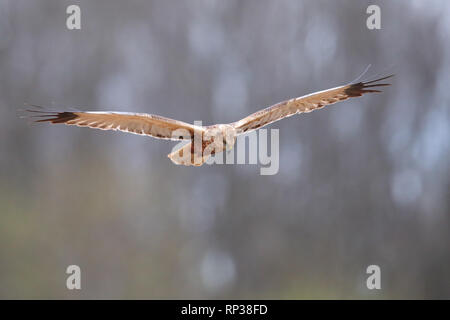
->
[26,109,204,140]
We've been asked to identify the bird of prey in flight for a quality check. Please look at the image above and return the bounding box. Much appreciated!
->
[26,74,392,166]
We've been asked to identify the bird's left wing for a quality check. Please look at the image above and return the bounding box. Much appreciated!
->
[231,75,393,134]
[26,110,204,140]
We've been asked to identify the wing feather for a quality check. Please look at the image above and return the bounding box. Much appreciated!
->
[27,110,203,140]
[232,75,393,134]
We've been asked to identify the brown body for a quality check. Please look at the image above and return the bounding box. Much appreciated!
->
[168,124,237,166]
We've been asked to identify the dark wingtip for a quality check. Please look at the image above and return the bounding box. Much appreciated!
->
[346,74,394,97]
[36,112,79,123]
[21,106,79,124]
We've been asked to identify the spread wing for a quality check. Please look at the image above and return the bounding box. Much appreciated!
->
[231,75,393,134]
[26,110,204,140]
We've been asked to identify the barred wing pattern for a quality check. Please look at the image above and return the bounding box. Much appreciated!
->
[28,111,204,140]
[232,75,393,134]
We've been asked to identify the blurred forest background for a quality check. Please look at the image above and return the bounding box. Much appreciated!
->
[0,0,449,299]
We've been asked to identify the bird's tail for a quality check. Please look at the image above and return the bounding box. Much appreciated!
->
[167,142,211,166]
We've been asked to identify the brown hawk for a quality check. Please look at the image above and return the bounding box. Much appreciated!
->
[26,75,392,166]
